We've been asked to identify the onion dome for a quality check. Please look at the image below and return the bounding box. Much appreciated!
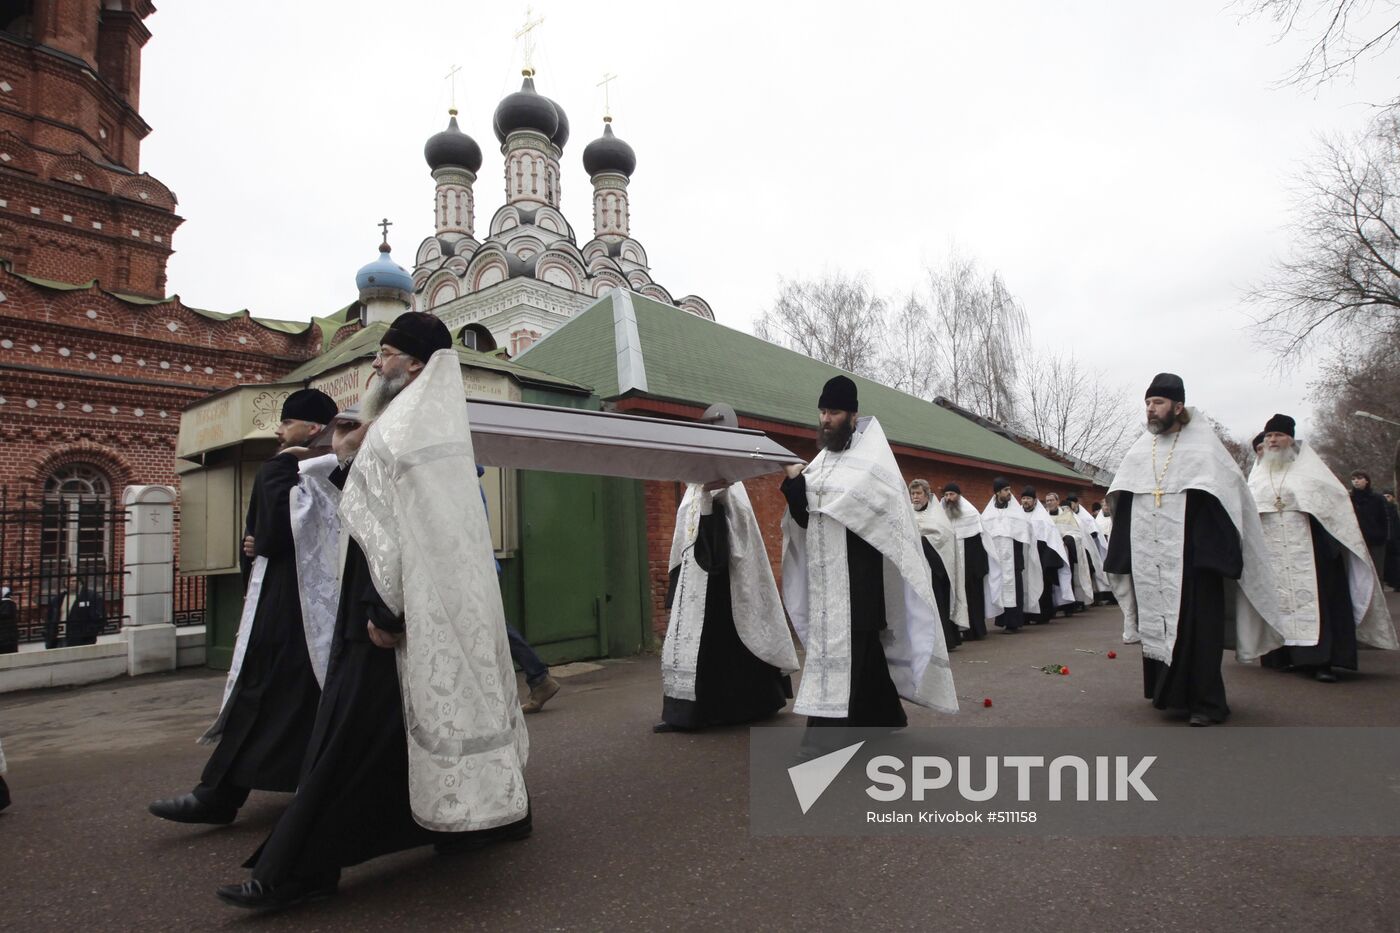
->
[355,241,413,302]
[424,111,483,173]
[547,97,570,149]
[582,119,636,177]
[493,74,560,144]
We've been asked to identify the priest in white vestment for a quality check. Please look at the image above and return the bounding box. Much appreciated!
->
[1067,494,1113,603]
[940,482,1002,640]
[981,478,1042,633]
[222,312,530,911]
[780,375,957,743]
[1019,487,1073,622]
[657,481,799,731]
[1046,492,1093,611]
[1249,414,1397,682]
[1105,373,1283,727]
[911,479,963,650]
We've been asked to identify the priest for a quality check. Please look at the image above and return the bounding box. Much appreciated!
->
[150,388,338,826]
[1094,500,1113,547]
[219,312,530,911]
[1067,494,1113,604]
[981,478,1042,633]
[657,480,799,732]
[910,479,962,649]
[940,482,1001,641]
[1250,414,1397,681]
[1046,492,1092,612]
[1105,374,1282,727]
[1020,487,1072,622]
[780,375,957,742]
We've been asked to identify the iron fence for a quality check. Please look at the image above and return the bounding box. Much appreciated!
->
[0,485,204,648]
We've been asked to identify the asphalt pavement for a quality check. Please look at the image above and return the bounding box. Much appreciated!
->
[3,595,1400,932]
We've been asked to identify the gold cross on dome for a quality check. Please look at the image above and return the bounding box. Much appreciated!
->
[515,7,546,76]
[597,72,618,119]
[444,64,462,112]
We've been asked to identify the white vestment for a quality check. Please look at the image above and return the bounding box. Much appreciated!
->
[663,483,799,700]
[1073,505,1112,591]
[200,454,341,745]
[913,502,964,629]
[1247,442,1396,650]
[1107,410,1283,663]
[342,349,529,833]
[981,497,1043,614]
[948,498,1004,621]
[781,417,958,717]
[1023,500,1074,608]
[1095,512,1113,546]
[1050,507,1095,604]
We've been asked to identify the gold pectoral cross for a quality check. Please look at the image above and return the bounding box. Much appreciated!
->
[1153,487,1163,508]
[1274,496,1285,511]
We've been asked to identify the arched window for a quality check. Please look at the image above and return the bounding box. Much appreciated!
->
[459,323,497,352]
[42,464,113,580]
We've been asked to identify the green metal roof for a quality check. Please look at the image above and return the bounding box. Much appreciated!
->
[279,321,590,393]
[519,290,1085,480]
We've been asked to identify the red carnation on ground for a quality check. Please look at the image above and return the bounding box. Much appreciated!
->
[1107,651,1117,659]
[1059,666,1069,675]
[983,698,993,708]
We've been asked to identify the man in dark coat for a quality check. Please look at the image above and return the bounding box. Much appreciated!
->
[44,577,105,648]
[148,387,337,826]
[1351,471,1390,574]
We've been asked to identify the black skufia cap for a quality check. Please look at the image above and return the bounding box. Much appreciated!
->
[281,388,338,424]
[1145,372,1185,403]
[818,375,858,412]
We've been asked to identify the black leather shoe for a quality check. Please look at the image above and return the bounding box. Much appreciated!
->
[1188,713,1213,727]
[1314,668,1338,683]
[149,793,236,825]
[216,876,338,911]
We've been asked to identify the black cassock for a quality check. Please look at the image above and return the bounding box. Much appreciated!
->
[248,464,515,886]
[960,534,991,640]
[1384,501,1400,591]
[782,475,906,729]
[916,527,961,651]
[1027,535,1066,624]
[1261,517,1359,672]
[200,452,321,808]
[1106,490,1240,721]
[661,501,792,729]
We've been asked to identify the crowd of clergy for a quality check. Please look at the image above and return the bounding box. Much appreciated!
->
[128,313,1394,911]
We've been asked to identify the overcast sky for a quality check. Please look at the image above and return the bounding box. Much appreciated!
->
[139,2,1395,444]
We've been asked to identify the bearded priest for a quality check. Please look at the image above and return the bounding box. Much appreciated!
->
[219,312,530,911]
[1020,486,1072,623]
[1046,492,1093,612]
[910,479,962,650]
[1250,414,1397,682]
[780,375,958,741]
[982,478,1042,633]
[1067,494,1113,605]
[657,480,799,732]
[1105,373,1283,727]
[939,482,1001,641]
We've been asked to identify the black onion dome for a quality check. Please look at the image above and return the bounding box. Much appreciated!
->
[493,75,559,143]
[582,121,636,177]
[424,113,483,173]
[547,98,570,148]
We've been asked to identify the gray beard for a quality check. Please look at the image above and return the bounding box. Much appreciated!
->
[1262,444,1299,467]
[942,499,958,516]
[362,371,409,422]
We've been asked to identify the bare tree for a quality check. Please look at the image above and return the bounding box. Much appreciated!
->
[1307,329,1400,485]
[878,293,941,399]
[1204,412,1256,474]
[1015,350,1137,469]
[1249,113,1400,357]
[753,273,887,378]
[1237,0,1400,98]
[923,254,1030,423]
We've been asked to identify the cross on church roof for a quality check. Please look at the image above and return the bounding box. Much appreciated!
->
[597,72,618,120]
[444,64,462,115]
[515,7,545,77]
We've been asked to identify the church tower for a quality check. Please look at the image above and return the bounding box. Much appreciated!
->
[356,224,413,326]
[423,110,482,246]
[493,72,568,210]
[582,117,636,242]
[0,2,181,298]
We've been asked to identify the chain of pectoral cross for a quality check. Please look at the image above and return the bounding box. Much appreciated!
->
[1150,431,1181,508]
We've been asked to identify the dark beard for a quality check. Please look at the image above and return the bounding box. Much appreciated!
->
[1146,409,1177,436]
[942,499,958,516]
[817,418,855,453]
[994,498,1009,509]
